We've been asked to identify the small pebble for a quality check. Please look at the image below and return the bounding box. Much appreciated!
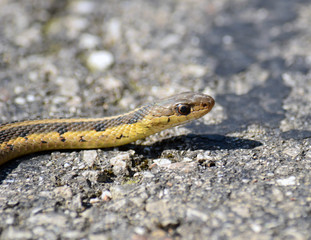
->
[82,170,99,182]
[159,34,180,48]
[101,190,112,201]
[14,97,26,105]
[14,86,24,94]
[250,223,262,233]
[64,162,71,168]
[276,176,297,186]
[53,186,73,199]
[89,198,100,204]
[106,18,121,44]
[181,64,206,78]
[79,33,100,49]
[86,51,114,72]
[98,77,124,91]
[70,1,96,14]
[182,157,192,162]
[141,171,155,179]
[187,208,209,221]
[82,150,98,167]
[26,95,35,102]
[110,153,132,175]
[153,158,171,167]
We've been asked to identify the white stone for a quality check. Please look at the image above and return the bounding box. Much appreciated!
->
[98,77,124,91]
[187,208,209,221]
[26,95,35,102]
[14,86,24,94]
[106,19,121,43]
[160,34,180,48]
[70,1,96,14]
[100,190,112,201]
[86,51,114,71]
[153,158,171,167]
[79,33,100,49]
[110,153,130,175]
[110,153,131,164]
[15,97,26,105]
[53,186,73,199]
[250,223,262,233]
[182,157,192,162]
[182,64,206,78]
[82,150,98,167]
[276,176,297,186]
[142,171,155,179]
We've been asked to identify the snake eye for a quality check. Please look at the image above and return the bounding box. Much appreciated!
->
[176,104,191,115]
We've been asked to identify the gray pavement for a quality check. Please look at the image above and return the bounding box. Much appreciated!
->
[0,0,311,239]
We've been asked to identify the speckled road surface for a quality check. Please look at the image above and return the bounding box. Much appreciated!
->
[1,0,311,239]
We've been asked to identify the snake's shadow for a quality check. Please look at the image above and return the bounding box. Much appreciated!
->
[120,134,262,158]
[0,134,262,183]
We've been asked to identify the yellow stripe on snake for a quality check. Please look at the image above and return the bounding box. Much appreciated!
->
[0,92,214,165]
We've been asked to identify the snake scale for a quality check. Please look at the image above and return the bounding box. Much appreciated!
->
[0,92,215,165]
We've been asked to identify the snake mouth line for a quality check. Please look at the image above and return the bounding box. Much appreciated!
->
[0,92,215,165]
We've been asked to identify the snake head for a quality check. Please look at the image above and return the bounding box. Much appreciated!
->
[146,92,215,130]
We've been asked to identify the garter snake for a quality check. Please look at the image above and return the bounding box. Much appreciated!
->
[0,92,214,165]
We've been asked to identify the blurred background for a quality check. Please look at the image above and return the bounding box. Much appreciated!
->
[1,1,311,239]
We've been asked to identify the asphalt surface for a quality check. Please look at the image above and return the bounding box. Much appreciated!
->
[1,0,311,239]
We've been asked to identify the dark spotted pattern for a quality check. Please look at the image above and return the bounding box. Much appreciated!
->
[116,134,123,139]
[94,122,107,132]
[6,144,14,150]
[79,136,87,142]
[19,130,30,138]
[57,125,68,135]
[127,110,145,124]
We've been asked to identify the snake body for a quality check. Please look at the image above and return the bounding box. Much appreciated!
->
[0,92,214,165]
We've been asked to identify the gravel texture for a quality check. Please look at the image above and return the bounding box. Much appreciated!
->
[1,0,311,239]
